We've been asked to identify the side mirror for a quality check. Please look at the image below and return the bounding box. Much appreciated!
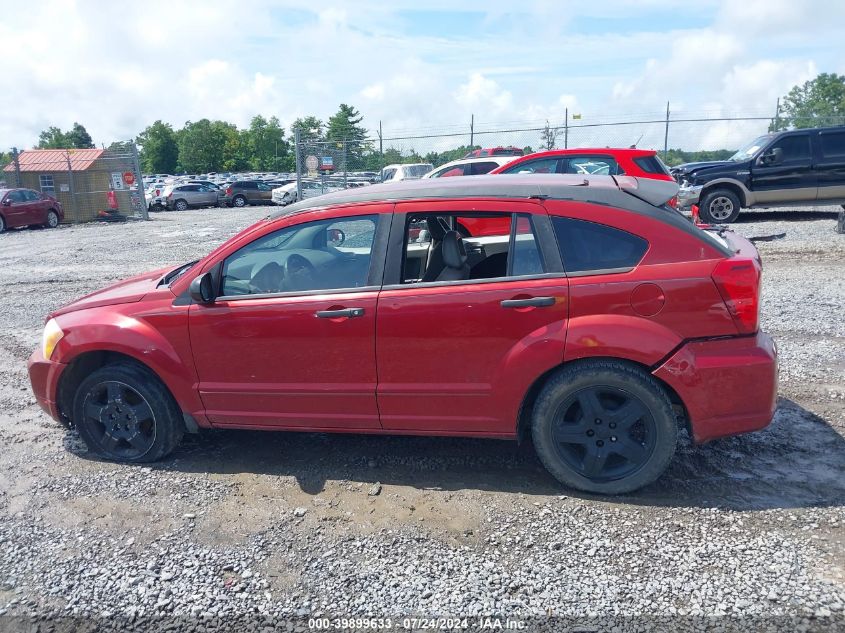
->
[2,199,10,206]
[327,228,346,247]
[189,272,215,304]
[758,147,783,166]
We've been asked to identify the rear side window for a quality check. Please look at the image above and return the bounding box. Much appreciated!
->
[820,132,845,158]
[552,217,648,274]
[470,161,499,175]
[504,157,559,174]
[632,155,670,175]
[565,156,621,176]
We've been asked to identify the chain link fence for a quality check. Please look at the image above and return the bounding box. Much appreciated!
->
[293,112,845,199]
[4,142,147,223]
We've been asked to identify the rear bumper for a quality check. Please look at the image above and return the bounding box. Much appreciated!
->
[652,331,777,443]
[28,348,67,423]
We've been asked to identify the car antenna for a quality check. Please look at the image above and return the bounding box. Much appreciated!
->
[630,133,643,149]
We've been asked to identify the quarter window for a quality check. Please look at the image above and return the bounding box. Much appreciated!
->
[220,215,378,297]
[39,175,55,194]
[564,156,621,176]
[552,217,648,274]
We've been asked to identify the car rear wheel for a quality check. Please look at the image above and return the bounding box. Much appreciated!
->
[232,195,247,208]
[699,189,741,224]
[174,199,189,211]
[531,360,677,494]
[45,210,60,228]
[72,362,184,463]
[0,215,5,233]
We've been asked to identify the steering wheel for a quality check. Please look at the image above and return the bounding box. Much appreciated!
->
[248,261,285,294]
[284,253,317,290]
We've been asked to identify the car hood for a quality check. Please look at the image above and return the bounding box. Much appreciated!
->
[671,160,742,177]
[50,265,173,317]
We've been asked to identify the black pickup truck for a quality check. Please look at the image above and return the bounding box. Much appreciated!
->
[672,126,845,223]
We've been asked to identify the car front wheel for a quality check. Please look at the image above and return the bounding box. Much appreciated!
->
[531,360,677,494]
[72,362,184,463]
[45,210,60,228]
[699,189,741,224]
[0,214,5,233]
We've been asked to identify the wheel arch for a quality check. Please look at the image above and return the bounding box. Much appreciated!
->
[700,180,748,208]
[516,356,688,442]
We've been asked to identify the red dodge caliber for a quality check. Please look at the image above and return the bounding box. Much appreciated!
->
[28,175,777,494]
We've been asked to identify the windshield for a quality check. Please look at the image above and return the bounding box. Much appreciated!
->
[729,136,770,162]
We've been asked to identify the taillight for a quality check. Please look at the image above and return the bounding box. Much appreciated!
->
[225,187,232,195]
[712,257,761,334]
[667,196,678,209]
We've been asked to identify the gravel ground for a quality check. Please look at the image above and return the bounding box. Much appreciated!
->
[0,205,843,632]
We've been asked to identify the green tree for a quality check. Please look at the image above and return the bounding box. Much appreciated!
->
[247,115,289,171]
[326,104,371,169]
[772,72,845,131]
[37,126,68,149]
[66,122,95,148]
[177,119,229,173]
[540,120,561,150]
[136,121,179,173]
[290,116,324,143]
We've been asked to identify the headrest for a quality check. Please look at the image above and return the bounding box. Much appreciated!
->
[441,231,468,268]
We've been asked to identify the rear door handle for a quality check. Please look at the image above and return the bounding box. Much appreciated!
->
[500,297,556,308]
[315,307,365,318]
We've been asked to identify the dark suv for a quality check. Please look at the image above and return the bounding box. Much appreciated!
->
[672,126,845,223]
[220,181,274,207]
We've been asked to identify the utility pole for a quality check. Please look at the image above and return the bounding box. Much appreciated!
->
[294,127,302,202]
[663,101,670,156]
[564,109,569,149]
[774,97,781,130]
[470,114,474,148]
[11,147,21,187]
[378,120,383,165]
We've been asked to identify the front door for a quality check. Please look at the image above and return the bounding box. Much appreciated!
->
[376,201,568,436]
[751,132,817,203]
[188,208,390,429]
[3,190,31,228]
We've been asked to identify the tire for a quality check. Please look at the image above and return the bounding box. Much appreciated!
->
[151,203,164,212]
[174,199,189,211]
[0,214,5,233]
[699,188,741,224]
[72,362,184,463]
[232,195,247,208]
[44,210,60,228]
[531,360,678,494]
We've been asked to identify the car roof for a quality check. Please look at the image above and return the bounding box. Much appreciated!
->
[270,173,679,215]
[514,148,658,160]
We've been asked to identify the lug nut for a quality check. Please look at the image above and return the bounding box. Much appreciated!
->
[609,422,616,429]
[610,436,617,442]
[596,440,604,447]
[595,419,602,425]
[586,430,595,437]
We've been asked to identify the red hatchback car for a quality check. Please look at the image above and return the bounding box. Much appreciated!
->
[0,188,64,232]
[28,175,777,494]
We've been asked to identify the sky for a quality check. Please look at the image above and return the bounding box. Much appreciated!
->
[1,0,842,152]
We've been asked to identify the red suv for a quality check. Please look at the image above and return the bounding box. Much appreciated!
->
[489,147,674,180]
[28,175,776,494]
[463,146,525,159]
[0,188,64,232]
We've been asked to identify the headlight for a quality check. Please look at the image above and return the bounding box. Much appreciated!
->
[42,319,64,360]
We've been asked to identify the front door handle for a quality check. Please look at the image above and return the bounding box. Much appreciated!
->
[501,297,556,308]
[315,307,365,318]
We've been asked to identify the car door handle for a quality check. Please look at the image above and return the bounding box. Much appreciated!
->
[315,308,365,318]
[500,297,556,308]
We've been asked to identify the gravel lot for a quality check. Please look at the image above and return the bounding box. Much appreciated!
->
[0,205,843,632]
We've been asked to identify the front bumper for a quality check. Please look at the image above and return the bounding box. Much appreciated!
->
[652,331,777,443]
[28,348,67,423]
[677,184,703,208]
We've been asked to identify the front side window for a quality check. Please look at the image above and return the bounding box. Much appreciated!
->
[23,189,41,201]
[432,165,467,178]
[552,217,648,274]
[39,175,55,194]
[503,158,559,174]
[768,134,811,162]
[220,214,378,297]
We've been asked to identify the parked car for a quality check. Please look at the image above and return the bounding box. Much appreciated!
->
[163,184,220,211]
[421,156,517,178]
[463,146,525,159]
[145,184,166,212]
[219,181,275,207]
[672,126,845,223]
[271,180,343,206]
[490,147,674,180]
[380,163,434,183]
[186,180,222,191]
[28,174,776,494]
[0,188,64,232]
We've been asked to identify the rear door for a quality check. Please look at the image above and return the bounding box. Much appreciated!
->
[816,129,845,202]
[375,200,568,435]
[751,132,817,203]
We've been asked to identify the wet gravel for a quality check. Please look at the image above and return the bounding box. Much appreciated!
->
[0,205,843,632]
